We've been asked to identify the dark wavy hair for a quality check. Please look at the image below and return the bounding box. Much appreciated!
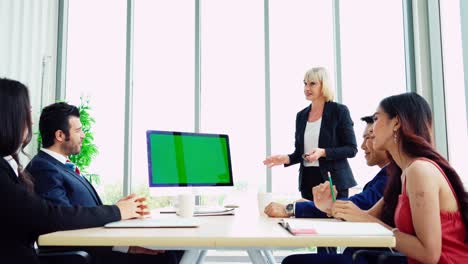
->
[0,78,34,192]
[379,92,468,242]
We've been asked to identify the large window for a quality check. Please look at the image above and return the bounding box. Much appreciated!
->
[269,0,334,194]
[340,0,407,188]
[131,0,195,204]
[64,1,413,203]
[200,0,265,196]
[440,0,468,183]
[65,0,127,203]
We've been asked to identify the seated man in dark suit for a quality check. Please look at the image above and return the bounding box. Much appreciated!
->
[27,102,181,264]
[265,115,389,218]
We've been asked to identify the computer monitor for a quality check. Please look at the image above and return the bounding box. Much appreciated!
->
[146,130,234,187]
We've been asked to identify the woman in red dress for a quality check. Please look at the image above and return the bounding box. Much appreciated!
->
[331,92,468,263]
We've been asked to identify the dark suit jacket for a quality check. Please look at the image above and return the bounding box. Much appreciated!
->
[26,151,182,264]
[295,167,388,218]
[26,151,102,207]
[0,158,120,264]
[286,101,358,191]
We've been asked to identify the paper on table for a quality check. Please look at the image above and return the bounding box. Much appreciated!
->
[105,217,200,228]
[279,219,393,236]
[280,221,317,235]
[192,208,235,216]
[160,207,236,216]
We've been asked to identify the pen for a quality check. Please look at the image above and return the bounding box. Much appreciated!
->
[327,172,336,202]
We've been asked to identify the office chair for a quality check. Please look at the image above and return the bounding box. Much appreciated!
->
[352,249,407,264]
[37,248,91,264]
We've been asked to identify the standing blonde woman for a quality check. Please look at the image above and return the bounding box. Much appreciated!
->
[263,67,357,200]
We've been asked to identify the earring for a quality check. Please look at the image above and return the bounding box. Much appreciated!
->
[393,130,398,143]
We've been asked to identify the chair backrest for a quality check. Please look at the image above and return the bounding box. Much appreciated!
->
[37,250,91,264]
[352,249,407,264]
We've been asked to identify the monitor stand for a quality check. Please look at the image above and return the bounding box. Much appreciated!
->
[191,187,230,210]
[193,186,235,206]
[195,194,202,206]
[150,186,233,210]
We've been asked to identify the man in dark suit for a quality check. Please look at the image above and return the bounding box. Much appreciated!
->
[27,102,181,264]
[264,115,389,218]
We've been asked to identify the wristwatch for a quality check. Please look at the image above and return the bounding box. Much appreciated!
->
[285,203,295,217]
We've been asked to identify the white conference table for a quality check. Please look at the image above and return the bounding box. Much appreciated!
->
[38,209,395,264]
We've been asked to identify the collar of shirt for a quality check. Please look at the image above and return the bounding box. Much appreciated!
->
[3,155,19,177]
[41,148,68,164]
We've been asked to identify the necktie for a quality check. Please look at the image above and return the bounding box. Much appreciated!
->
[65,159,81,175]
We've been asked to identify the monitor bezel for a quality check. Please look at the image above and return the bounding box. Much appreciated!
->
[146,130,234,187]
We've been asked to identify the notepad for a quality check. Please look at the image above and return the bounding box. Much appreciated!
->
[279,219,393,236]
[105,217,200,228]
[159,206,235,216]
[192,207,235,216]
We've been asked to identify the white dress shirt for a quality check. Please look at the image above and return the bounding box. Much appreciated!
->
[3,155,19,177]
[41,148,68,164]
[303,118,322,167]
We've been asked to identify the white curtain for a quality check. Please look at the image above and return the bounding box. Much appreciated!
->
[0,0,59,158]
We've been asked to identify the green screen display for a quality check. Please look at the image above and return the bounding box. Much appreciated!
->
[147,131,233,186]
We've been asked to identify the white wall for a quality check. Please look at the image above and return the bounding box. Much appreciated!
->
[0,0,59,157]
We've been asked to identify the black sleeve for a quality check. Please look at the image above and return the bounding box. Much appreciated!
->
[324,104,358,160]
[0,170,121,239]
[286,112,303,166]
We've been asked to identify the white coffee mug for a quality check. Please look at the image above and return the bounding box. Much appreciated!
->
[177,193,195,218]
[257,192,273,217]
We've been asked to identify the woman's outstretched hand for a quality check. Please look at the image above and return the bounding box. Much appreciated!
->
[263,155,290,167]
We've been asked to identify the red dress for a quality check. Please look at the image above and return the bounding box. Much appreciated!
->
[394,158,468,263]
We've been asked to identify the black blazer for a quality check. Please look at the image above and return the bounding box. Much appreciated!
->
[0,158,120,264]
[27,151,102,207]
[286,101,358,190]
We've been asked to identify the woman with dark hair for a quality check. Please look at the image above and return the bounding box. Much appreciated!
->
[0,78,145,263]
[330,92,468,263]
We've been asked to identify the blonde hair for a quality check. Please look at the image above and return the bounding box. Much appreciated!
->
[304,67,334,102]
